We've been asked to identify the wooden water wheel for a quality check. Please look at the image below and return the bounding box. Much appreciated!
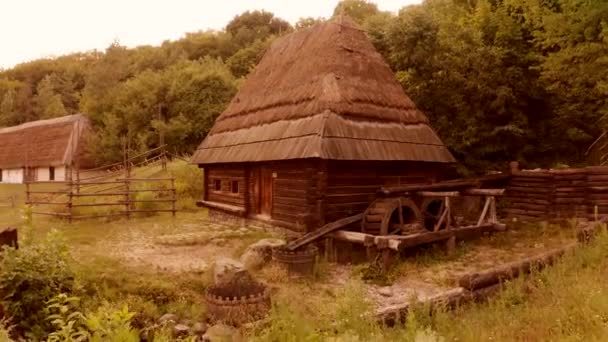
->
[420,197,454,231]
[361,197,423,236]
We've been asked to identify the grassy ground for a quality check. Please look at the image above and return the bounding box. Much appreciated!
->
[1,165,606,340]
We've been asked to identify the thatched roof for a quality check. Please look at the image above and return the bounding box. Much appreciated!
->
[0,114,90,169]
[192,17,454,165]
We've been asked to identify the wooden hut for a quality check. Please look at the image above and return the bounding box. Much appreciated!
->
[192,18,455,232]
[0,114,91,183]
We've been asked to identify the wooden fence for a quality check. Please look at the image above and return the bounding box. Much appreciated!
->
[0,195,16,208]
[25,146,176,222]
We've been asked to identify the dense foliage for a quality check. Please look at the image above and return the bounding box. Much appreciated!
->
[0,1,606,172]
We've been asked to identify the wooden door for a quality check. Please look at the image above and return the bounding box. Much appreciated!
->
[259,168,273,217]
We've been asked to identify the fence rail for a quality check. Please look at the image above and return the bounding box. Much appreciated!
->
[25,145,176,222]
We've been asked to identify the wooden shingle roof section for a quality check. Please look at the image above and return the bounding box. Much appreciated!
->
[0,114,90,169]
[192,17,454,164]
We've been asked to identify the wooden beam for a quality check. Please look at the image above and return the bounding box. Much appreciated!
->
[477,197,491,226]
[417,191,460,197]
[458,243,577,290]
[464,188,505,196]
[196,200,246,215]
[380,180,481,196]
[286,213,364,250]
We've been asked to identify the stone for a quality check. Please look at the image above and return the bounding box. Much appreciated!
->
[378,286,393,297]
[158,313,178,324]
[212,238,227,246]
[202,324,242,342]
[240,238,286,270]
[213,257,248,286]
[192,322,208,335]
[173,324,190,337]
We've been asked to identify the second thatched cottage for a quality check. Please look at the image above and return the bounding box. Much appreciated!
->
[0,114,91,183]
[192,18,455,232]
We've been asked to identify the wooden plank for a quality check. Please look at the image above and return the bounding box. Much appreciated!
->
[417,191,460,197]
[464,188,505,196]
[286,213,364,250]
[196,200,245,215]
[380,180,480,196]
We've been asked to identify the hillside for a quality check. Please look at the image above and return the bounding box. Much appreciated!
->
[0,0,606,172]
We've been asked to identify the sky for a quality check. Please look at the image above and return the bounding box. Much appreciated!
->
[0,0,421,69]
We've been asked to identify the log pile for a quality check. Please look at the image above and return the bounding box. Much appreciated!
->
[586,166,608,220]
[504,171,554,220]
[550,169,588,218]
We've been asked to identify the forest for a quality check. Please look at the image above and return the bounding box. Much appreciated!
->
[0,0,606,173]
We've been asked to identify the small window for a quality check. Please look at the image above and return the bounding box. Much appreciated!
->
[231,181,239,194]
[49,167,55,181]
[214,179,222,191]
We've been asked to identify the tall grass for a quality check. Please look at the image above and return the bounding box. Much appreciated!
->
[253,226,608,341]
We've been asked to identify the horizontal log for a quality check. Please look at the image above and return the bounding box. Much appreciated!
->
[458,243,577,290]
[507,186,552,194]
[509,181,552,188]
[505,197,551,205]
[327,185,381,195]
[463,188,505,196]
[506,192,552,200]
[196,200,245,215]
[504,208,546,216]
[584,166,608,174]
[512,171,553,178]
[380,180,481,196]
[588,175,608,182]
[553,198,586,204]
[417,191,460,197]
[554,187,587,193]
[507,203,549,211]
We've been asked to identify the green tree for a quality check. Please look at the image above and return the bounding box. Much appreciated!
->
[295,17,325,30]
[333,0,380,24]
[33,75,68,119]
[226,10,292,49]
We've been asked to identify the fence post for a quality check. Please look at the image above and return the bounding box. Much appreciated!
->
[25,182,30,205]
[68,181,73,224]
[171,177,176,218]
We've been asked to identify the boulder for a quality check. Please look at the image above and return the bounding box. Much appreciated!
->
[202,324,242,342]
[378,287,393,297]
[192,322,208,335]
[213,257,248,286]
[239,238,286,270]
[172,324,190,337]
[158,313,178,325]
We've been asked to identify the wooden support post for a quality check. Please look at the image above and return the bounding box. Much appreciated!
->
[445,235,456,256]
[477,196,492,226]
[445,197,451,229]
[171,177,176,218]
[68,182,73,224]
[25,182,30,205]
[489,196,497,224]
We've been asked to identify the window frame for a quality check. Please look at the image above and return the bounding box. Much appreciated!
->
[231,180,239,194]
[213,179,222,192]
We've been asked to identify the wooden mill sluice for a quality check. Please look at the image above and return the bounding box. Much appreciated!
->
[286,179,506,270]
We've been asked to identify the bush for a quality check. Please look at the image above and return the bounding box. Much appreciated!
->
[0,230,75,340]
[168,161,203,209]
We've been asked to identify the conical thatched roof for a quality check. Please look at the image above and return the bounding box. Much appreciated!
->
[192,18,454,164]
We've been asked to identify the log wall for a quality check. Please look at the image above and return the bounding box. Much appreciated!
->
[324,161,443,223]
[504,166,608,220]
[270,161,317,232]
[206,167,246,208]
